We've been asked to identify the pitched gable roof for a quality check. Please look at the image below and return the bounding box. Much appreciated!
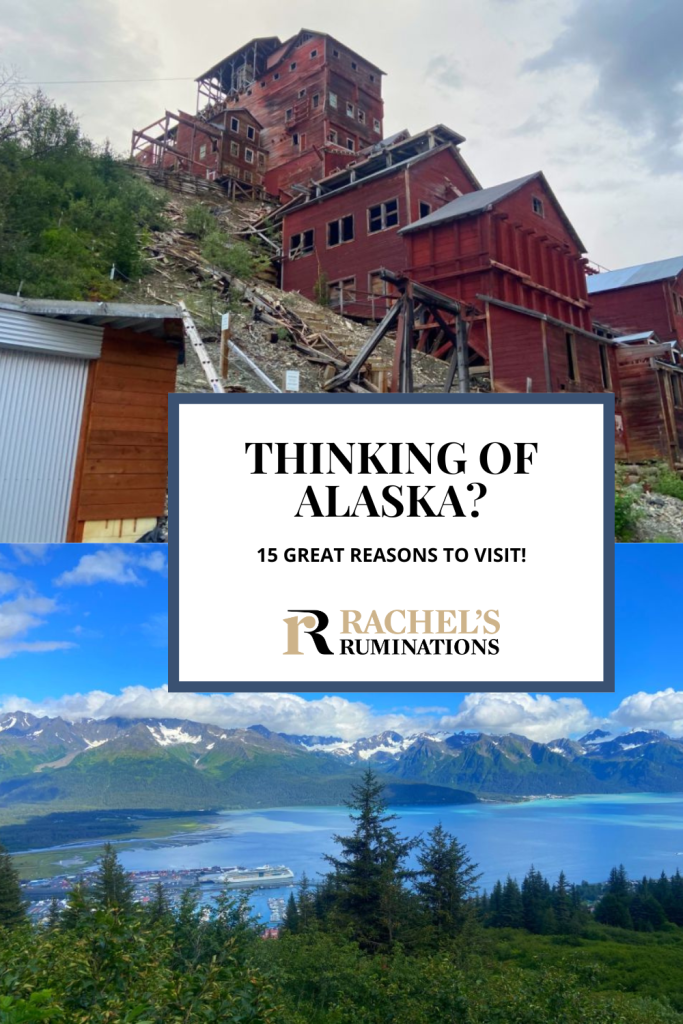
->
[399,171,585,251]
[587,256,683,295]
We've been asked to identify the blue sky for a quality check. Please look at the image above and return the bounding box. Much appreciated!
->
[1,544,680,743]
[0,545,168,697]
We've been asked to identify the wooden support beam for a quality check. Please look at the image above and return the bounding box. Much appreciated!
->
[324,301,402,390]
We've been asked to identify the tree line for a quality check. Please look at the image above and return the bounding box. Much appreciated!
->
[1,770,682,1023]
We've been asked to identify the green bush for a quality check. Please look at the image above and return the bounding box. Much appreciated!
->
[614,486,642,541]
[652,466,683,502]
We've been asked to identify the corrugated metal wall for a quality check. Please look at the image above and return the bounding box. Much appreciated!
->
[0,349,89,541]
[0,309,103,359]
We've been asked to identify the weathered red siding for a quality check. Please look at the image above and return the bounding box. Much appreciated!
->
[589,275,683,345]
[281,147,477,317]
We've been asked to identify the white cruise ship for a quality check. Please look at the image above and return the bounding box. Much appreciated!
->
[197,865,294,888]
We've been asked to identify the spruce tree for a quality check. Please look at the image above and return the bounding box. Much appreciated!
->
[147,880,170,923]
[499,876,523,928]
[552,870,572,933]
[415,823,481,939]
[91,843,135,912]
[283,892,299,934]
[324,768,418,949]
[0,844,26,928]
[61,881,92,930]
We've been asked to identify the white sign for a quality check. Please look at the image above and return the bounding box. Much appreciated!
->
[176,398,609,691]
[285,370,300,392]
[221,312,231,332]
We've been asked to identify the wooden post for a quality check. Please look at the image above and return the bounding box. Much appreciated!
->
[400,289,415,393]
[220,312,231,379]
[456,318,470,393]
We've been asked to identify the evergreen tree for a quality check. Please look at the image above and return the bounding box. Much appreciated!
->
[91,843,135,912]
[0,844,26,928]
[297,872,315,932]
[147,880,171,924]
[60,881,92,930]
[522,866,551,934]
[415,823,481,939]
[595,892,633,929]
[283,892,299,934]
[499,876,523,928]
[665,870,683,926]
[552,871,572,933]
[324,768,418,949]
[46,897,62,929]
[607,864,630,900]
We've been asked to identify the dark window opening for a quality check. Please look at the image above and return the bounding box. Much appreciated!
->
[566,332,577,382]
[368,198,399,232]
[351,60,358,70]
[599,345,610,390]
[298,88,307,98]
[312,93,320,108]
[290,62,297,71]
[289,229,315,256]
[212,139,219,152]
[532,196,545,217]
[419,201,431,219]
[328,215,354,246]
[285,108,293,121]
[247,125,256,140]
[230,117,239,132]
[273,72,280,80]
[310,49,318,58]
[332,48,340,57]
[292,133,300,148]
[370,73,376,82]
[328,129,338,143]
[346,137,355,150]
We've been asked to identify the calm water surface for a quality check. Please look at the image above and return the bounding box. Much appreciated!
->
[116,794,683,922]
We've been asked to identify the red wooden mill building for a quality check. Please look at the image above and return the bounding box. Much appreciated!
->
[130,30,683,465]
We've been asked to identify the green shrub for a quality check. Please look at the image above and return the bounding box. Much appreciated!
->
[652,466,683,501]
[615,487,642,541]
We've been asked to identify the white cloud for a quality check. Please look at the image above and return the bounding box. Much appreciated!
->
[0,593,75,659]
[610,689,683,736]
[0,572,21,596]
[0,685,607,742]
[10,545,52,565]
[55,548,167,587]
[438,692,600,743]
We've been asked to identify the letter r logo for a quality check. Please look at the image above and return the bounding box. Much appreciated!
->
[283,609,334,655]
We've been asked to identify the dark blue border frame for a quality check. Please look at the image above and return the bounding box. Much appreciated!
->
[168,392,615,693]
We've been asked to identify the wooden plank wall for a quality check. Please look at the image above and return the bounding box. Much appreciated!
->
[67,327,179,539]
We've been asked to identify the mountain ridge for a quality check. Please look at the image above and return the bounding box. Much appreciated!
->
[0,712,681,815]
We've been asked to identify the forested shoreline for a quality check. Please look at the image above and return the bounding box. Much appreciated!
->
[1,770,682,1022]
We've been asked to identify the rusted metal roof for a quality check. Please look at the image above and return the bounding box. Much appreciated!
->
[587,255,683,294]
[0,294,184,340]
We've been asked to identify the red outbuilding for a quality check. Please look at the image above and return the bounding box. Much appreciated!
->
[399,171,592,369]
[280,126,480,317]
[587,256,683,345]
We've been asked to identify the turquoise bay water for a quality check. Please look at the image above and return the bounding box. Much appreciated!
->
[117,794,683,921]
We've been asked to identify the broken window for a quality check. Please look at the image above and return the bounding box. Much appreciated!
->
[310,49,318,58]
[419,201,432,219]
[292,133,300,148]
[290,62,297,71]
[230,117,239,132]
[289,229,315,257]
[312,93,320,109]
[332,48,340,58]
[532,196,545,217]
[351,61,358,70]
[257,152,266,167]
[328,215,354,246]
[329,92,338,108]
[273,72,280,81]
[244,170,253,182]
[199,144,207,159]
[373,118,381,133]
[358,109,366,124]
[329,277,356,308]
[328,129,338,143]
[566,332,578,382]
[245,147,254,163]
[346,137,355,151]
[285,108,293,122]
[230,141,239,157]
[370,73,376,82]
[346,102,355,118]
[247,125,256,140]
[599,344,611,390]
[298,88,307,98]
[368,198,399,232]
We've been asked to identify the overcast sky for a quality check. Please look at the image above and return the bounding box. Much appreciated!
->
[2,0,682,268]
